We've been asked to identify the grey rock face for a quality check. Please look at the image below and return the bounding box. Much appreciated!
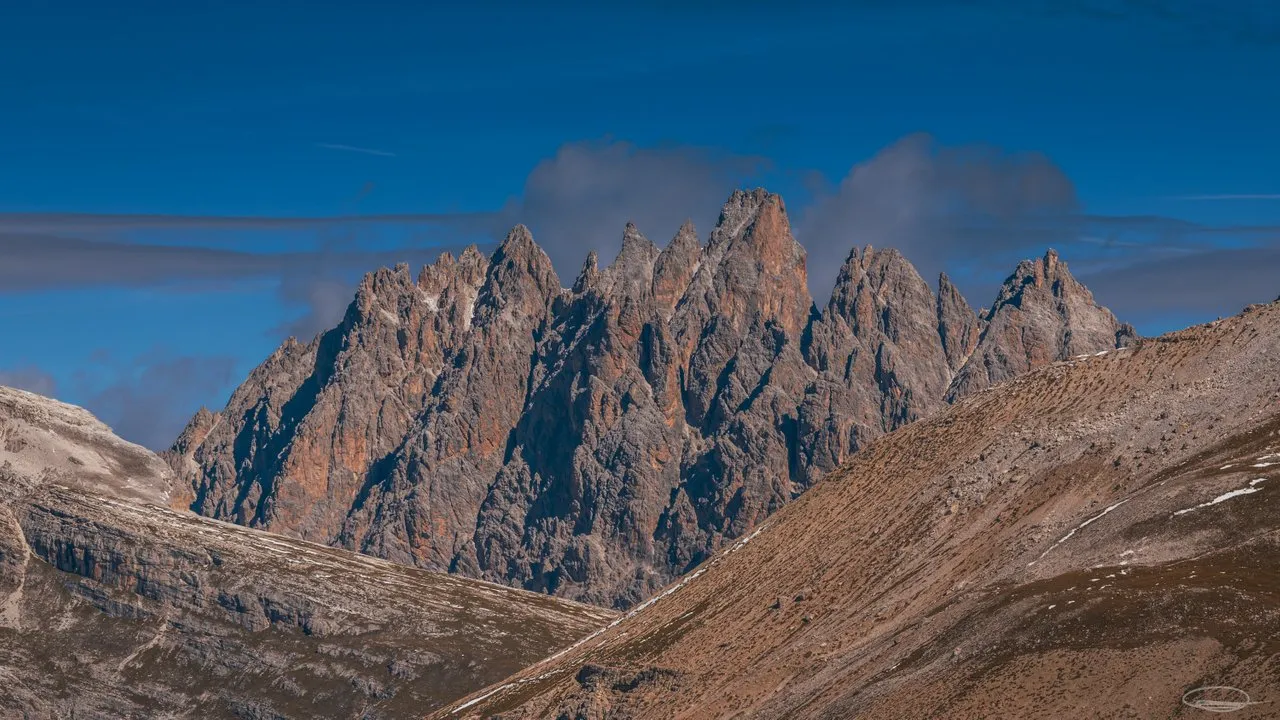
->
[795,246,956,486]
[945,249,1137,400]
[0,387,615,719]
[170,191,1134,609]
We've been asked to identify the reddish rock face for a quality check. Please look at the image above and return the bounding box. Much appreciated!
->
[167,189,1133,609]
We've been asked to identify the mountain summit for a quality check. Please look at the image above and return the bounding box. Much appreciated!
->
[167,189,1135,608]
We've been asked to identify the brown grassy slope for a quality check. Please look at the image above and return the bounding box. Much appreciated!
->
[435,300,1280,719]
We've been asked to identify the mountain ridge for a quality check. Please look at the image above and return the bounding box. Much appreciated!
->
[168,188,1136,608]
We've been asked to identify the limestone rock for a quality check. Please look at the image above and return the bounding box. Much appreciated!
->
[170,191,1134,609]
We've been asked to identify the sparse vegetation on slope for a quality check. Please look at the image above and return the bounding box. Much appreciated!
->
[438,300,1280,719]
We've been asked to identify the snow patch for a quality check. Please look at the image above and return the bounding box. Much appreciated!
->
[1033,499,1128,563]
[1173,486,1262,516]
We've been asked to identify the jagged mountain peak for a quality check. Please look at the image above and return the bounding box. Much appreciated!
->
[692,187,810,340]
[171,189,1134,609]
[598,223,660,302]
[947,248,1136,400]
[652,220,703,318]
[937,270,983,373]
[572,249,601,294]
[617,221,658,258]
[674,218,699,244]
[710,187,785,247]
[493,223,554,273]
[826,244,920,316]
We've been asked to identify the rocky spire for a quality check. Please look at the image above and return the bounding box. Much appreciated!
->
[572,251,600,294]
[796,245,954,484]
[937,272,983,373]
[946,249,1138,400]
[652,220,701,319]
[599,222,659,301]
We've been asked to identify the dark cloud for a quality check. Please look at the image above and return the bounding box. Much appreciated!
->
[508,138,766,281]
[792,133,1280,322]
[0,235,292,292]
[797,133,1081,302]
[1079,245,1280,328]
[78,350,241,451]
[0,366,58,397]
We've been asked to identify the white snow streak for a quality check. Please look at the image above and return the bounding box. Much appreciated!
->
[1030,500,1129,565]
[1173,487,1261,516]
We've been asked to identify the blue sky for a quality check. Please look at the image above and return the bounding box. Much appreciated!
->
[2,0,1278,448]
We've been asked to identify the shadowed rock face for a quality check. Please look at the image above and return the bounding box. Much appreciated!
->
[169,189,1133,609]
[0,386,615,719]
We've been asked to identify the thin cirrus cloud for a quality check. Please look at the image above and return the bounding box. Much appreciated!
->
[316,142,398,157]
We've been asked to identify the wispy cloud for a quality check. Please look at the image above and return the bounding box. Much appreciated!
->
[0,366,58,397]
[1170,194,1280,201]
[507,138,766,277]
[0,235,494,339]
[0,210,497,233]
[76,348,242,450]
[316,142,397,157]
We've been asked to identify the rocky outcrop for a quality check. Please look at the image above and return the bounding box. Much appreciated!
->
[795,246,954,486]
[0,385,174,505]
[0,386,615,719]
[169,189,1134,609]
[945,249,1137,400]
[936,271,983,373]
